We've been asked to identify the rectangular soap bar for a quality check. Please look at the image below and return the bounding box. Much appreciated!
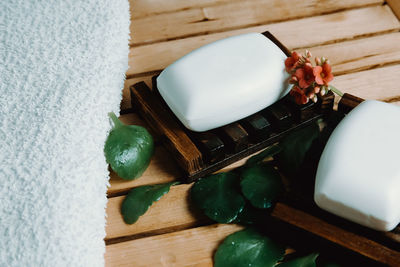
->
[315,101,400,231]
[156,32,291,132]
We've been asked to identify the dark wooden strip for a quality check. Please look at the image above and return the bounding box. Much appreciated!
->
[320,90,335,114]
[271,202,400,266]
[338,93,365,113]
[284,96,318,122]
[263,102,293,130]
[262,31,291,57]
[186,112,324,182]
[130,82,204,175]
[217,123,249,153]
[240,113,272,141]
[190,131,225,163]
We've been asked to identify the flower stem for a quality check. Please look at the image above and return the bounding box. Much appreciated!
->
[329,85,344,97]
[108,112,123,128]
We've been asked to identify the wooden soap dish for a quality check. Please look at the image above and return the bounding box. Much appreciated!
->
[129,31,399,265]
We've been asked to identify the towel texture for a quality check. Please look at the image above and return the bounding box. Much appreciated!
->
[0,1,129,266]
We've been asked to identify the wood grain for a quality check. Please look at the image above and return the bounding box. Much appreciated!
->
[333,64,400,102]
[309,32,400,75]
[105,224,243,267]
[106,184,207,240]
[130,0,382,45]
[131,0,239,19]
[128,7,400,77]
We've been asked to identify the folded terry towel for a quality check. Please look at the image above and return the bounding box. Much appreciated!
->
[0,1,129,266]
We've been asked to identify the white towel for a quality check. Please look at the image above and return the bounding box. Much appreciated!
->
[0,1,129,266]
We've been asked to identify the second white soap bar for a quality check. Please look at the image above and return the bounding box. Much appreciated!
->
[157,32,291,132]
[315,100,400,231]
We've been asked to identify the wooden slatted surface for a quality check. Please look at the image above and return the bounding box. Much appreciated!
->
[106,0,400,265]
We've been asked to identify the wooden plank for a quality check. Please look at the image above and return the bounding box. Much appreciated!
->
[310,32,400,75]
[105,224,243,267]
[333,64,400,102]
[131,0,237,19]
[106,184,207,240]
[130,0,382,45]
[128,7,400,76]
[387,0,400,20]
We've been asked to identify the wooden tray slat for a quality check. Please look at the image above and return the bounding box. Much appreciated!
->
[131,81,204,174]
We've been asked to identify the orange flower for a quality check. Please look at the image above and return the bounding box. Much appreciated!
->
[284,51,300,72]
[295,63,315,89]
[313,62,334,85]
[290,86,309,105]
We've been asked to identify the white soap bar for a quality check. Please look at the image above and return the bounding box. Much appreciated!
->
[157,32,291,132]
[315,100,400,231]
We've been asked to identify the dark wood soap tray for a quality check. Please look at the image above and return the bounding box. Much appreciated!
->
[129,31,400,265]
[130,31,336,182]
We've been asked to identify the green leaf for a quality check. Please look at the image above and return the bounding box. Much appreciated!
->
[277,253,319,267]
[214,228,285,267]
[240,164,283,209]
[191,172,245,223]
[105,112,154,180]
[275,122,320,176]
[233,203,268,225]
[245,144,282,166]
[121,182,177,224]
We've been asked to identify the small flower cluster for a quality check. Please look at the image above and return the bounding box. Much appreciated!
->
[285,50,334,105]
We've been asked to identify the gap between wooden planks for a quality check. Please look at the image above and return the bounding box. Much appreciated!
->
[130,0,382,45]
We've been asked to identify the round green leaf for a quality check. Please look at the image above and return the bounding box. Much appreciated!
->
[214,228,285,267]
[121,182,177,224]
[191,172,245,223]
[105,112,154,180]
[277,253,319,267]
[240,164,283,209]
